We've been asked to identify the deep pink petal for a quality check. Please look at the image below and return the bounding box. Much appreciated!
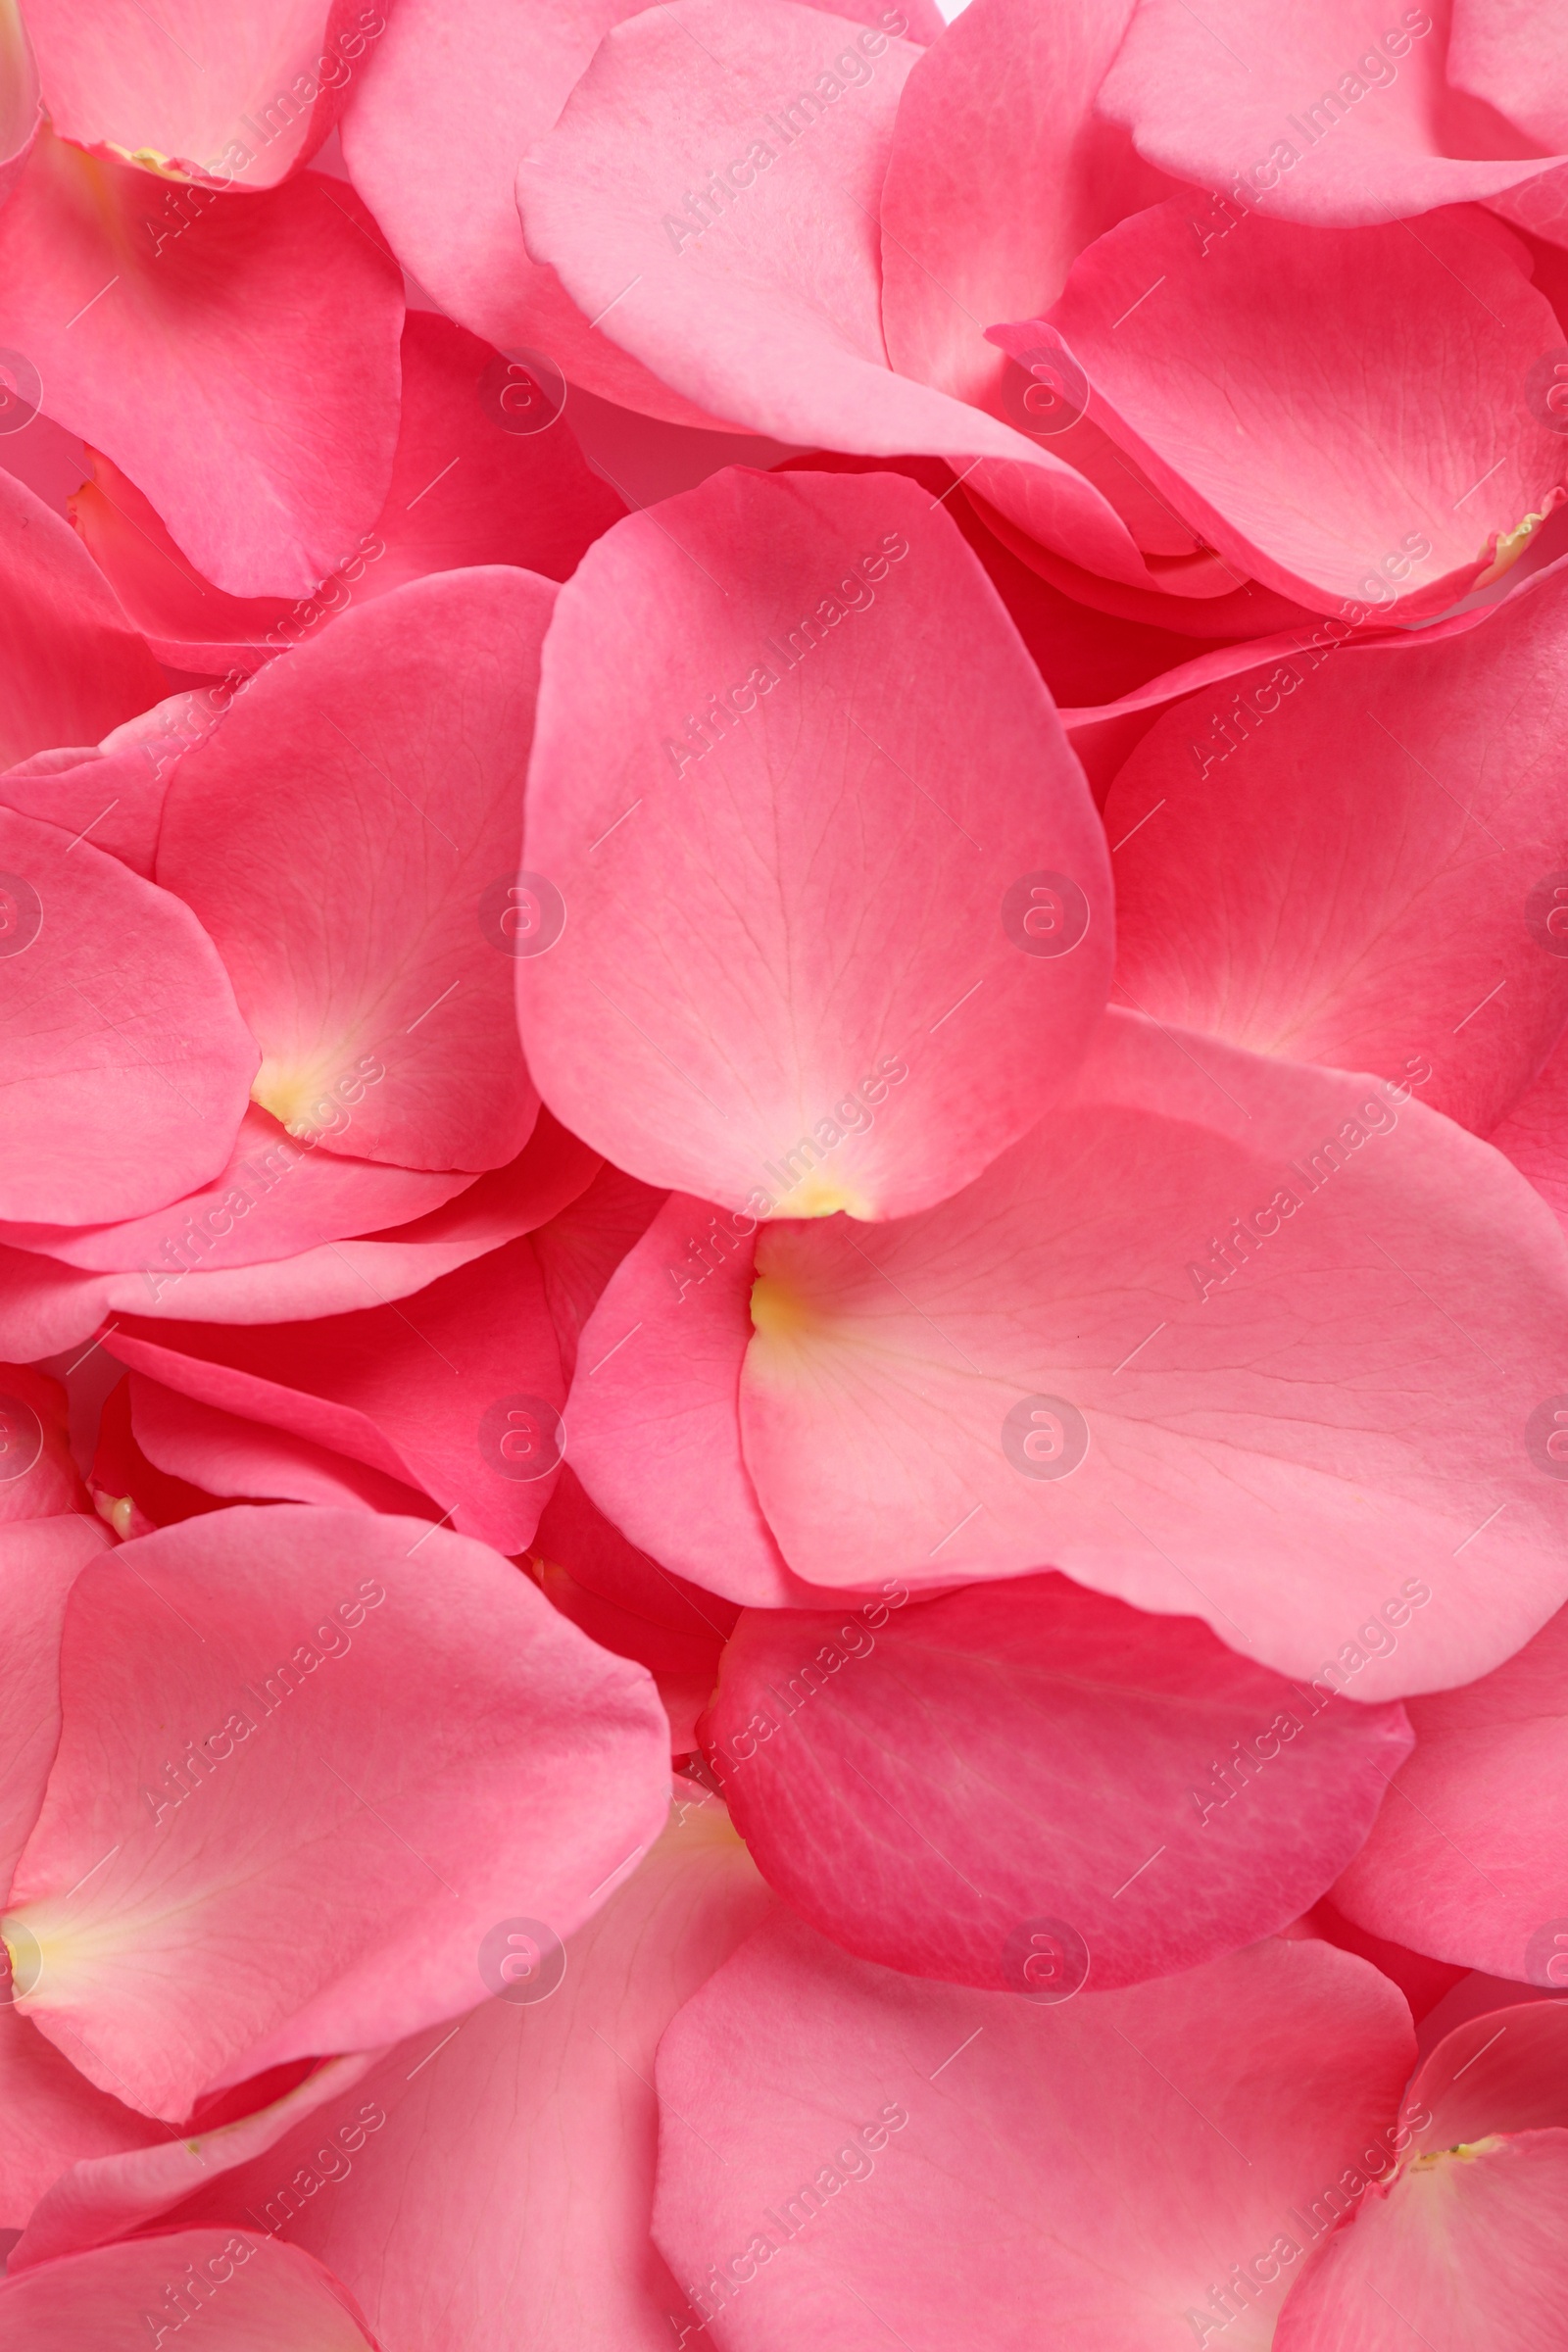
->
[703,1574,1413,1990]
[0,808,257,1225]
[530,1162,664,1383]
[4,1504,669,2118]
[1490,1018,1568,1232]
[0,136,401,597]
[1009,202,1568,618]
[519,466,1112,1220]
[158,567,552,1174]
[1333,1600,1568,1981]
[0,469,163,771]
[739,1009,1568,1691]
[0,1514,110,1891]
[2,687,225,878]
[124,1371,440,1523]
[70,311,626,674]
[653,1917,1415,2350]
[105,1231,566,1554]
[1105,556,1568,1135]
[534,1465,740,1644]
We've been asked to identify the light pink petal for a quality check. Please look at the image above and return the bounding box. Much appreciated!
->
[518,0,1195,592]
[158,566,553,1173]
[0,1114,597,1359]
[1008,202,1568,619]
[0,2230,378,2349]
[1333,1600,1568,1981]
[565,1194,822,1610]
[740,1008,1568,1692]
[1099,0,1567,226]
[880,0,1173,409]
[0,1514,110,1889]
[0,136,401,597]
[167,1800,773,2351]
[704,1574,1413,1990]
[0,1104,472,1276]
[0,808,257,1225]
[106,1231,566,1555]
[21,0,364,188]
[0,0,39,210]
[340,0,740,427]
[0,1364,86,1526]
[1275,2130,1568,2352]
[70,312,625,674]
[0,468,163,771]
[0,2009,160,2230]
[128,1374,439,1521]
[2,687,226,879]
[13,2052,381,2272]
[653,1918,1415,2350]
[1105,556,1568,1136]
[4,1504,670,2119]
[1447,0,1568,151]
[519,466,1112,1219]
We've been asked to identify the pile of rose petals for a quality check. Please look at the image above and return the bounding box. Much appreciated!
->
[4,0,1568,2342]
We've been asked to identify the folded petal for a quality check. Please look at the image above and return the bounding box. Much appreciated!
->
[565,1193,823,1610]
[529,1161,663,1383]
[880,0,1170,409]
[0,808,257,1225]
[1444,0,1568,151]
[1274,2130,1568,2352]
[652,1918,1415,2350]
[1332,1599,1568,1982]
[0,2230,378,2351]
[703,1574,1413,1991]
[2,687,225,878]
[0,136,401,596]
[1007,203,1568,619]
[1099,0,1566,226]
[0,1365,86,1525]
[70,311,625,674]
[158,567,553,1174]
[159,1800,772,2351]
[517,0,1189,591]
[20,0,369,188]
[4,1504,670,2118]
[106,1230,566,1554]
[341,0,744,426]
[0,468,163,771]
[1105,556,1568,1135]
[125,1374,440,1522]
[739,1009,1568,1691]
[0,2009,159,2230]
[519,466,1111,1219]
